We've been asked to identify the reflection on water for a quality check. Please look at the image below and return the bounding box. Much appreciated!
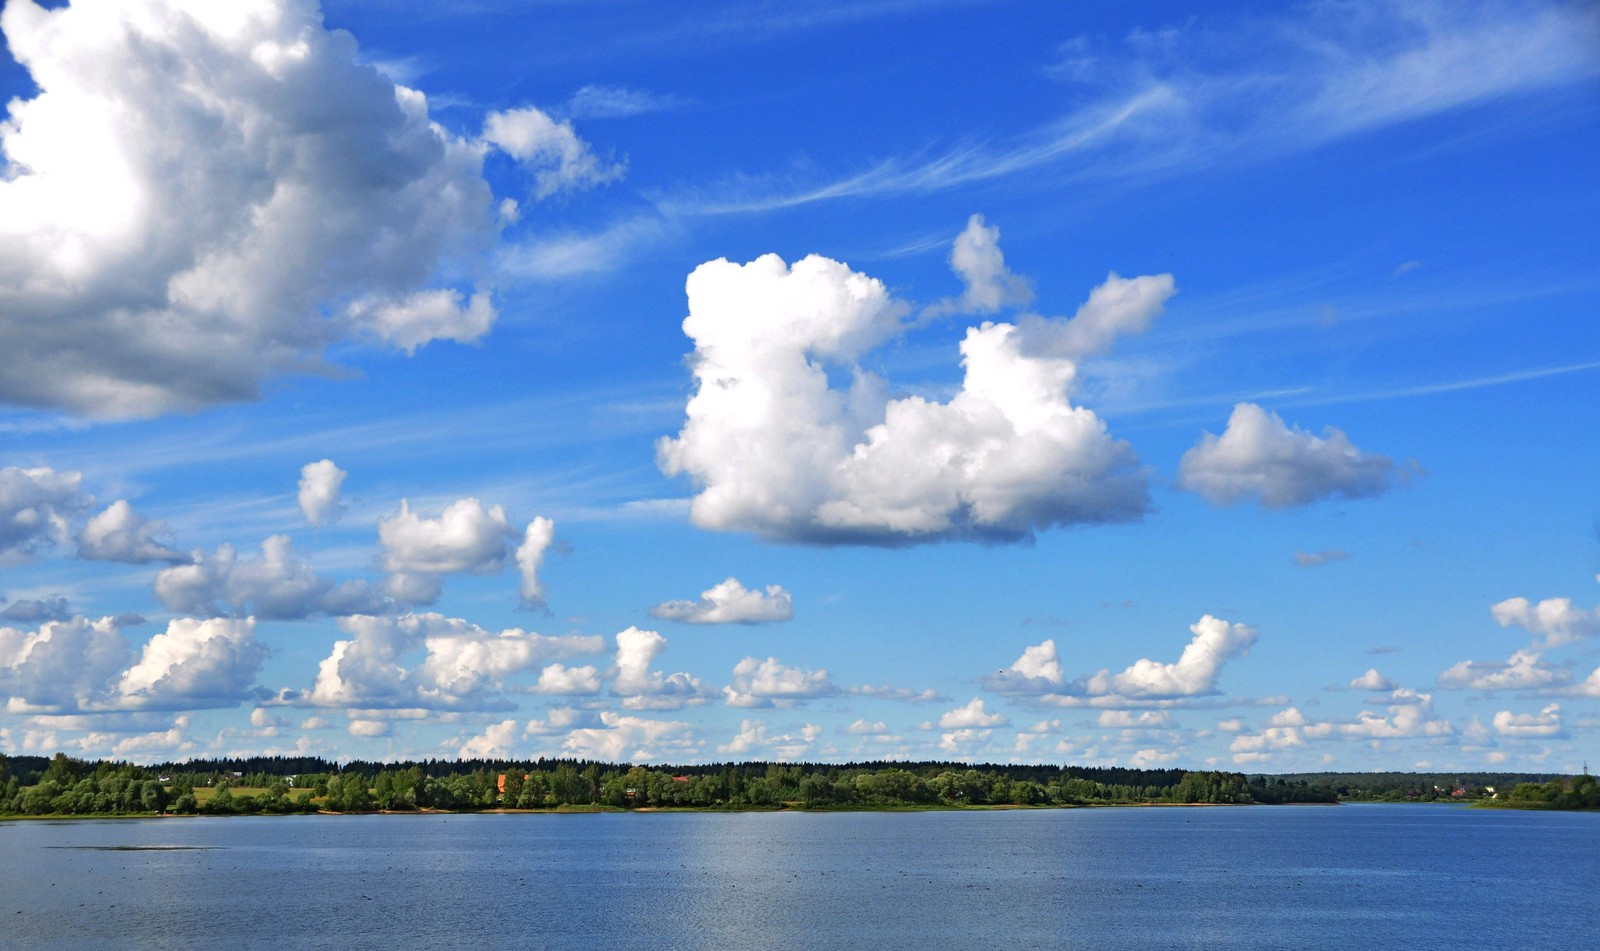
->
[2,804,1596,950]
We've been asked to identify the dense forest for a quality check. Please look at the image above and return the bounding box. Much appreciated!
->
[0,751,1588,817]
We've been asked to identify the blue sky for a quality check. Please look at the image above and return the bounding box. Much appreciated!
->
[0,0,1596,770]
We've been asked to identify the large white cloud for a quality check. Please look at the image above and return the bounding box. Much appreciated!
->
[297,459,347,527]
[1302,688,1453,740]
[649,577,794,625]
[934,697,1008,729]
[723,656,837,708]
[611,626,711,710]
[303,612,602,711]
[0,0,506,416]
[1493,703,1563,739]
[77,500,188,564]
[717,719,821,759]
[989,619,1256,704]
[117,617,266,709]
[986,638,1067,694]
[937,727,996,755]
[656,247,1172,544]
[378,498,518,604]
[1438,649,1563,691]
[1491,594,1600,648]
[561,711,697,762]
[417,619,600,702]
[1080,615,1256,701]
[1564,665,1600,699]
[458,718,520,759]
[0,466,90,561]
[155,534,386,619]
[0,615,131,712]
[1229,726,1306,761]
[1177,403,1396,508]
[105,716,195,761]
[531,663,601,696]
[522,706,588,737]
[1229,690,1454,765]
[1436,589,1600,693]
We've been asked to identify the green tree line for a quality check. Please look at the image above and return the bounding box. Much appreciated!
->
[3,751,1286,816]
[1497,774,1600,810]
[17,751,1593,817]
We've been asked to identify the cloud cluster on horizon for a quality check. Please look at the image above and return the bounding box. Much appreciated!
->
[1439,580,1600,698]
[987,615,1257,706]
[0,0,1591,774]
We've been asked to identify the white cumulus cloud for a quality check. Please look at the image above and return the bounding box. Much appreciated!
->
[986,638,1067,693]
[935,697,1008,729]
[304,612,602,710]
[155,535,386,619]
[531,663,601,696]
[250,707,283,735]
[523,706,587,736]
[1302,688,1452,740]
[717,719,822,759]
[0,615,131,712]
[562,711,697,762]
[656,248,1172,545]
[612,627,711,710]
[1099,709,1176,729]
[723,656,837,708]
[0,0,503,416]
[1178,403,1396,508]
[1491,595,1600,648]
[1349,668,1398,692]
[1493,703,1563,739]
[1438,649,1563,691]
[458,718,520,759]
[1078,615,1257,700]
[378,498,516,604]
[938,728,995,754]
[107,716,194,761]
[649,577,795,624]
[482,105,623,199]
[927,213,1032,315]
[117,617,266,709]
[515,516,556,609]
[0,466,90,561]
[347,289,495,355]
[348,719,389,738]
[297,459,347,527]
[1230,726,1305,760]
[77,500,187,564]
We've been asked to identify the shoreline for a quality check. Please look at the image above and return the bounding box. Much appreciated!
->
[2,799,1321,821]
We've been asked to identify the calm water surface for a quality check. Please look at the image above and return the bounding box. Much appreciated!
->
[1,803,1595,949]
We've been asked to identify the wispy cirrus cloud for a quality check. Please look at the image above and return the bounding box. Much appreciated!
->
[661,0,1599,215]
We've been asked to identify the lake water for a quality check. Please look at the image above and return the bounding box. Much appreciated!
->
[1,803,1595,949]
